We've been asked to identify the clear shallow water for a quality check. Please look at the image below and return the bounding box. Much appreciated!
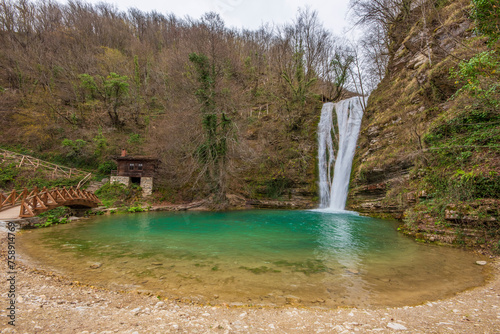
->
[19,210,486,307]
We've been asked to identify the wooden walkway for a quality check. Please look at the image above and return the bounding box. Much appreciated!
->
[0,187,100,218]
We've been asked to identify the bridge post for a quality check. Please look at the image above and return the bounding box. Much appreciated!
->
[41,187,48,204]
[33,186,39,211]
[10,189,17,206]
[19,188,28,217]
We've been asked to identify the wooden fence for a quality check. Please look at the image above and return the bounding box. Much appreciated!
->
[0,148,92,189]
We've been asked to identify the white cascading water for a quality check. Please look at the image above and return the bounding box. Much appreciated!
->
[317,103,335,208]
[317,96,367,210]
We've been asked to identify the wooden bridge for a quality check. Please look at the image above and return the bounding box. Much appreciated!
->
[0,186,100,218]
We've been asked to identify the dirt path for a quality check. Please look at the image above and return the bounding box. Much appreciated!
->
[1,225,499,333]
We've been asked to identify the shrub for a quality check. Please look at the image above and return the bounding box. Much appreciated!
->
[95,182,143,207]
[0,163,19,188]
[97,161,117,175]
[127,206,146,213]
[471,0,500,42]
[264,177,293,199]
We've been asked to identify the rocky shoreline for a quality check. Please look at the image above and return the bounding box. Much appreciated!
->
[1,222,500,333]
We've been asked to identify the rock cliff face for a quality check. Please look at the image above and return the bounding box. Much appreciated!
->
[351,0,473,214]
[349,0,500,250]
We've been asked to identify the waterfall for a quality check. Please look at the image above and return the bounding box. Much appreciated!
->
[317,96,366,211]
[317,103,335,208]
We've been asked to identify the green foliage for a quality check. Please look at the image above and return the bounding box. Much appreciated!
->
[35,207,70,228]
[282,44,317,105]
[189,52,234,198]
[0,161,83,190]
[61,139,87,158]
[61,138,90,166]
[494,240,500,254]
[424,107,500,147]
[421,168,500,201]
[16,176,81,190]
[104,72,129,100]
[97,161,117,175]
[79,74,98,99]
[95,182,127,206]
[127,206,146,213]
[92,128,108,157]
[128,133,143,145]
[95,182,143,207]
[133,55,141,90]
[450,51,500,106]
[264,177,293,199]
[38,206,68,218]
[471,0,500,42]
[0,163,20,188]
[79,72,130,127]
[452,170,500,200]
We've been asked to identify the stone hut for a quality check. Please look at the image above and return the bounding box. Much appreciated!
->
[110,150,159,196]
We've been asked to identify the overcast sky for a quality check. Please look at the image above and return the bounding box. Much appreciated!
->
[83,0,354,35]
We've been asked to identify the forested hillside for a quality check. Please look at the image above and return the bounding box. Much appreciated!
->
[0,0,357,205]
[1,0,499,250]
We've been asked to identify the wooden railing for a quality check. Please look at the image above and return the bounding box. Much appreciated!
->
[0,186,100,218]
[0,148,92,189]
[0,188,27,211]
[76,173,93,189]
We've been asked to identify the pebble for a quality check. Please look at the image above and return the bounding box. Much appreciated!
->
[387,323,407,330]
[476,261,487,266]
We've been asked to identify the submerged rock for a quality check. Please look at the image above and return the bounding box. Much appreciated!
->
[285,295,301,305]
[89,263,102,269]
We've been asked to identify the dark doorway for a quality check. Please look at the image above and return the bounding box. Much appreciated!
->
[131,177,141,185]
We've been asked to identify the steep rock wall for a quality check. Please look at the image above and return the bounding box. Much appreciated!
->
[350,0,500,252]
[350,0,477,212]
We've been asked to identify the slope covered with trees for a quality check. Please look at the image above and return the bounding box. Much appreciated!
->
[0,0,357,206]
[2,0,498,252]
